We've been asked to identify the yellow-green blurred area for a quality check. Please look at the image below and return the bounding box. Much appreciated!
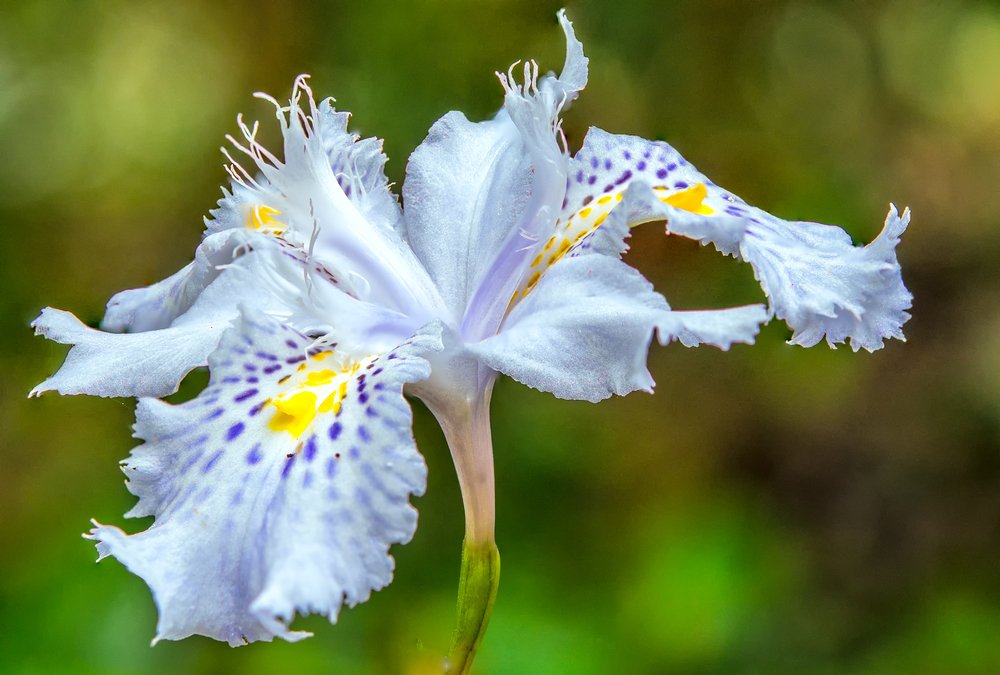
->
[3,0,998,672]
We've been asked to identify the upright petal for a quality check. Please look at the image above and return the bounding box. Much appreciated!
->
[555,127,911,350]
[460,13,589,341]
[403,110,529,319]
[89,309,442,645]
[223,76,444,324]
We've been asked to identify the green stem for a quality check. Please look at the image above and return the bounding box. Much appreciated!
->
[445,538,500,674]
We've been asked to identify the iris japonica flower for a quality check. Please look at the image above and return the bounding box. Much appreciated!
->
[32,11,910,673]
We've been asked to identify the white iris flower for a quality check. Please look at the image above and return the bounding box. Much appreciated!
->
[31,11,910,672]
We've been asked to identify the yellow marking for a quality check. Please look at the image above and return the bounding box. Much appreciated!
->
[530,253,543,267]
[304,369,336,386]
[597,195,613,205]
[660,183,714,215]
[574,230,589,242]
[579,206,592,219]
[247,205,286,233]
[615,193,623,202]
[594,214,607,226]
[267,356,372,438]
[526,271,541,289]
[311,351,332,361]
[556,239,571,256]
[268,390,318,438]
[543,237,556,251]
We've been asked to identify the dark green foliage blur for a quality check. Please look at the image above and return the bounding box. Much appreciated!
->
[3,0,998,672]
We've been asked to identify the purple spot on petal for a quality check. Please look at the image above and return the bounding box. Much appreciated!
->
[285,339,298,349]
[674,181,688,189]
[227,422,245,441]
[357,426,370,443]
[243,363,257,373]
[603,184,614,193]
[329,422,342,441]
[255,351,278,362]
[359,392,369,404]
[349,447,360,459]
[304,435,318,462]
[205,408,224,421]
[590,156,598,169]
[365,407,378,418]
[623,150,631,160]
[246,444,262,465]
[372,368,383,376]
[637,161,646,171]
[667,162,678,171]
[282,455,296,478]
[656,168,668,179]
[234,388,258,402]
[587,175,596,185]
[575,169,584,183]
[246,376,259,384]
[373,383,384,391]
[263,364,281,375]
[222,376,240,384]
[325,457,337,479]
[203,450,223,473]
[286,355,306,364]
[604,158,612,170]
[615,170,633,185]
[250,401,266,416]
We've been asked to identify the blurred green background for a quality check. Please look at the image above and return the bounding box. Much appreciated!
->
[3,0,999,673]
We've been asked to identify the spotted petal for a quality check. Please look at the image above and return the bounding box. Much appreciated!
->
[88,309,442,645]
[558,128,911,351]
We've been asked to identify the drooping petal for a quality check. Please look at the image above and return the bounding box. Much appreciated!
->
[32,254,288,398]
[555,127,911,350]
[656,305,770,350]
[88,309,442,645]
[31,309,223,398]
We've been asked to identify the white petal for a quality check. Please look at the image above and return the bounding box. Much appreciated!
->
[561,128,911,350]
[102,229,250,333]
[656,305,769,350]
[223,76,444,323]
[469,253,668,404]
[457,15,590,341]
[31,308,222,398]
[403,109,529,318]
[89,309,442,645]
[34,246,302,398]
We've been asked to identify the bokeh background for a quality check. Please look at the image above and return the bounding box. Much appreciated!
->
[2,0,998,673]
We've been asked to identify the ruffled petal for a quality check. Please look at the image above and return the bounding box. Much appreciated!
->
[223,76,444,323]
[453,12,589,341]
[557,128,911,350]
[88,309,442,645]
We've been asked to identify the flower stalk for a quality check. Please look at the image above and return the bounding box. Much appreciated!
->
[424,373,499,674]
